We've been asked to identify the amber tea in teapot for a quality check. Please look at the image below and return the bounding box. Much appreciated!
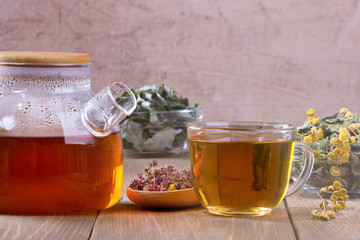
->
[0,133,122,213]
[0,52,136,214]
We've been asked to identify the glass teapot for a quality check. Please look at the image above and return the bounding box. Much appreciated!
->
[0,52,137,214]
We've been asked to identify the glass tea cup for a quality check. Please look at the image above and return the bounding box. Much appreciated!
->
[187,121,314,216]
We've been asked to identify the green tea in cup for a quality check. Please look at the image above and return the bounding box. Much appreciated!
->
[187,121,314,216]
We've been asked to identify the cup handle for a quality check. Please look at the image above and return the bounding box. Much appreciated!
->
[286,142,314,197]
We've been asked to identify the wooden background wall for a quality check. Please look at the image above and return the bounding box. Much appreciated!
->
[1,0,360,126]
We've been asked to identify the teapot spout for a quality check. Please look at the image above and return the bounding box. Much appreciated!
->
[81,81,137,137]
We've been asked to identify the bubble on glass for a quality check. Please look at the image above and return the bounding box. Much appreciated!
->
[0,66,91,137]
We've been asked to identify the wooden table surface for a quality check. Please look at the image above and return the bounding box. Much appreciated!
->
[1,153,359,240]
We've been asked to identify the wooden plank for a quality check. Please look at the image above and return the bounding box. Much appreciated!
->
[285,190,360,240]
[91,198,295,240]
[0,213,97,240]
[90,155,296,240]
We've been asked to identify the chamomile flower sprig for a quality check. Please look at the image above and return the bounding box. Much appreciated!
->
[305,108,320,125]
[297,109,324,162]
[326,127,356,176]
[340,108,353,119]
[311,181,349,221]
[297,109,323,143]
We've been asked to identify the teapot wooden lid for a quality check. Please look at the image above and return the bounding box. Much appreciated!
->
[0,51,90,64]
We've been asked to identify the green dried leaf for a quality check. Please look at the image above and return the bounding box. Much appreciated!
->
[322,113,339,122]
[118,84,201,152]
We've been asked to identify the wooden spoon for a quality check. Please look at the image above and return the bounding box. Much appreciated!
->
[126,187,200,208]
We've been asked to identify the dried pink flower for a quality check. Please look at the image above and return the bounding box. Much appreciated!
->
[129,160,193,191]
